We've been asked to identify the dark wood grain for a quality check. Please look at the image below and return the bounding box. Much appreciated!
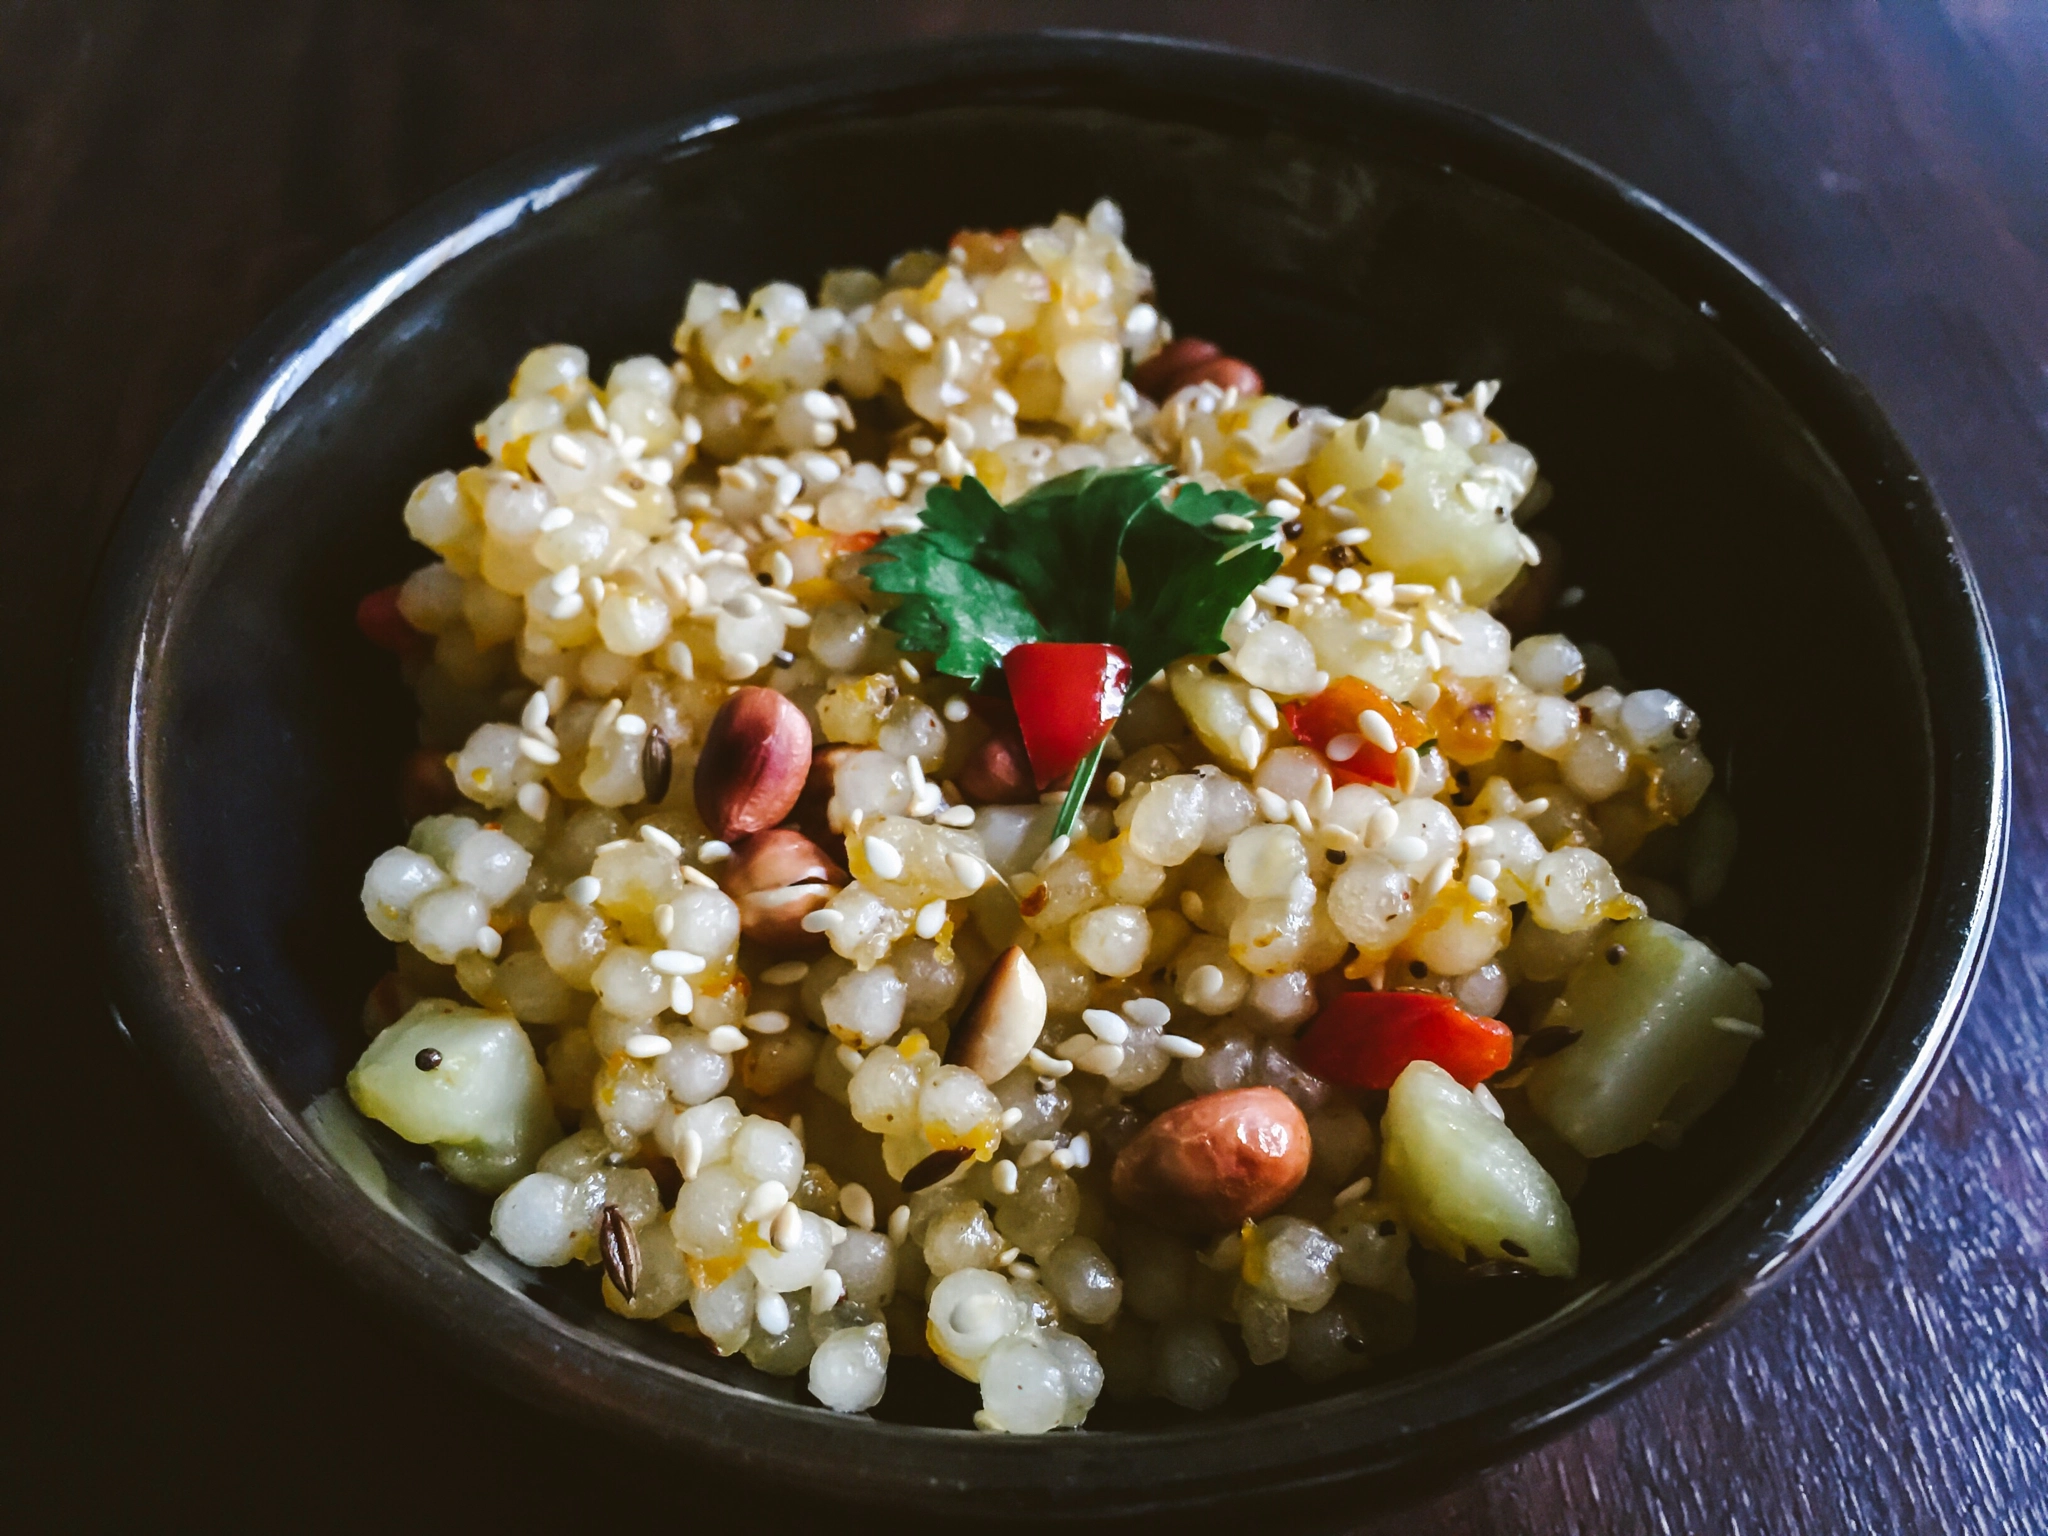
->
[6,3,2043,1529]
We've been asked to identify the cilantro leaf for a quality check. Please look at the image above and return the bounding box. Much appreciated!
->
[1113,482,1284,682]
[868,465,1281,689]
[867,476,1045,683]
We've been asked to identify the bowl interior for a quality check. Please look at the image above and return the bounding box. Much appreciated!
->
[135,60,1934,1467]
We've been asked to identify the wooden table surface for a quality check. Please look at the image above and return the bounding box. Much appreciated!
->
[8,3,2043,1529]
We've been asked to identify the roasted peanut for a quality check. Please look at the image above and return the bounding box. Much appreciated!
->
[943,946,1047,1083]
[720,827,846,948]
[694,686,812,839]
[1110,1086,1310,1232]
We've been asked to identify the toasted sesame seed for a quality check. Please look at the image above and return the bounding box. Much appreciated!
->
[1026,1048,1073,1079]
[668,978,694,1014]
[755,1289,791,1336]
[517,734,562,766]
[1158,1034,1205,1059]
[1357,709,1398,752]
[565,876,601,906]
[679,865,718,889]
[915,899,948,939]
[1334,526,1371,545]
[862,836,904,881]
[705,1025,749,1053]
[1247,688,1280,729]
[549,433,588,468]
[1423,856,1456,899]
[1385,834,1429,863]
[639,823,682,856]
[887,1205,911,1244]
[1033,834,1072,873]
[839,1183,875,1230]
[1082,1008,1131,1045]
[1517,531,1543,564]
[624,1032,672,1058]
[651,949,706,975]
[1737,962,1773,991]
[835,1043,864,1075]
[941,695,970,723]
[1237,723,1264,765]
[1333,1174,1374,1207]
[745,1010,791,1035]
[678,1128,704,1180]
[991,1158,1019,1195]
[1467,875,1499,904]
[759,960,808,986]
[1712,1016,1765,1039]
[1325,732,1363,762]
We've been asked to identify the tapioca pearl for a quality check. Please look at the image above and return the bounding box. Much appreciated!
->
[1122,774,1209,866]
[1252,747,1322,808]
[361,847,449,940]
[1151,1317,1240,1410]
[822,963,907,1049]
[690,1266,757,1354]
[1436,608,1511,678]
[847,1045,923,1137]
[747,1208,835,1293]
[447,827,533,907]
[1225,823,1308,900]
[1527,846,1626,932]
[1195,772,1258,853]
[1233,622,1320,697]
[512,343,588,397]
[668,887,741,958]
[1248,1216,1342,1311]
[592,946,669,1019]
[670,1165,750,1260]
[808,1322,891,1413]
[490,1172,581,1267]
[1043,1236,1123,1325]
[977,1334,1071,1434]
[1510,633,1584,695]
[1070,904,1152,977]
[1326,852,1416,953]
[408,884,490,964]
[828,1230,898,1308]
[1560,726,1631,802]
[731,1115,806,1187]
[896,939,966,1026]
[1246,970,1317,1032]
[920,1065,1001,1143]
[923,1201,1005,1277]
[928,1269,1020,1376]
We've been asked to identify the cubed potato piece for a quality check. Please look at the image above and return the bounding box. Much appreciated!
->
[348,1002,558,1191]
[1524,917,1763,1158]
[1306,413,1532,602]
[1378,1060,1578,1277]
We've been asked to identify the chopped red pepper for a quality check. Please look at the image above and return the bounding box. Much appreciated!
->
[1297,990,1514,1090]
[355,583,431,659]
[1280,677,1429,787]
[1002,641,1133,791]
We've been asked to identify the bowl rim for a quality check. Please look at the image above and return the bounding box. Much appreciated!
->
[78,29,2009,1515]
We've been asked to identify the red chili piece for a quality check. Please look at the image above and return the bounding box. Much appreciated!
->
[1001,641,1133,791]
[1297,991,1514,1091]
[1280,676,1428,788]
[355,584,430,659]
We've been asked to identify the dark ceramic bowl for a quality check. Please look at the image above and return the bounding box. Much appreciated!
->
[81,32,2006,1519]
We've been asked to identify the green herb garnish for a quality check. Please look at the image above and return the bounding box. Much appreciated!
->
[870,466,1285,834]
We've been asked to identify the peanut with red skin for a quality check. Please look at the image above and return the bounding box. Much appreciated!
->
[1110,1087,1311,1233]
[719,828,846,949]
[694,687,812,840]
